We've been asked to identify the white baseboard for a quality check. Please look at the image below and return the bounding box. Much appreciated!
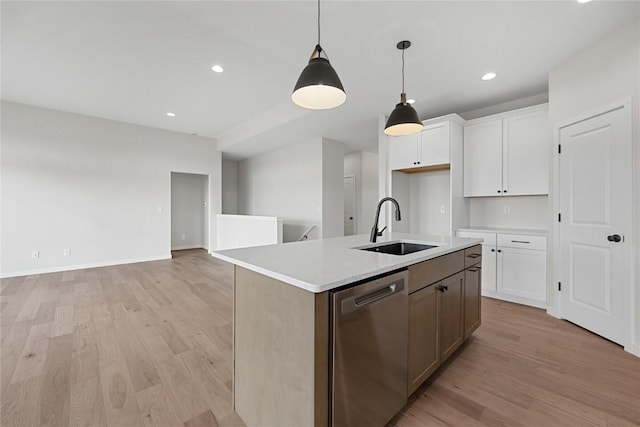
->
[0,254,172,279]
[627,343,640,358]
[481,289,547,309]
[546,306,562,319]
[171,245,206,251]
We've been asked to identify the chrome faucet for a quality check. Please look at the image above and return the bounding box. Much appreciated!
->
[370,197,402,243]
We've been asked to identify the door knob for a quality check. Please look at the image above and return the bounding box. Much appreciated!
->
[349,217,353,220]
[607,234,622,242]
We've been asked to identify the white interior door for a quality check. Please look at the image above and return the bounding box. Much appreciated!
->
[559,104,632,346]
[344,176,356,236]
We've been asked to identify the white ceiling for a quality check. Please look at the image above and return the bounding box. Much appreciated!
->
[2,1,638,159]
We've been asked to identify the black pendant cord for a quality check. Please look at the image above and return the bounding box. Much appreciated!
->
[313,0,330,61]
[401,48,405,95]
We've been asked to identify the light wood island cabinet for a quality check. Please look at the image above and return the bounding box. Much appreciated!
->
[230,243,482,426]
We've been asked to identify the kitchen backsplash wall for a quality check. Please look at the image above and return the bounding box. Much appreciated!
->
[469,195,549,229]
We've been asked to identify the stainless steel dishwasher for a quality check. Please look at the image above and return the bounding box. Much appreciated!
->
[331,270,408,427]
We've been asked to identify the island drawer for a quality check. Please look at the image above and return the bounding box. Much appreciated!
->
[464,245,482,267]
[408,250,464,293]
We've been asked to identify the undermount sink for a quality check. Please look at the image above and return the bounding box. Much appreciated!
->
[358,241,437,256]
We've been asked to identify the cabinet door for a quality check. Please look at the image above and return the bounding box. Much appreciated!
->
[482,246,497,292]
[407,284,439,395]
[456,230,497,292]
[464,266,482,339]
[438,272,464,361]
[420,122,450,167]
[463,119,503,196]
[497,247,547,302]
[388,133,419,170]
[503,109,549,195]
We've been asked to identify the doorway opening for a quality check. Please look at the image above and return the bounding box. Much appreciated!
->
[171,172,209,253]
[344,175,356,236]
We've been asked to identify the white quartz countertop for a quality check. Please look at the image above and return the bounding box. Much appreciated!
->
[457,226,548,236]
[211,233,481,293]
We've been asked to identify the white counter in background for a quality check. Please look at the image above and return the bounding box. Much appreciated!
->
[211,232,481,293]
[216,214,283,250]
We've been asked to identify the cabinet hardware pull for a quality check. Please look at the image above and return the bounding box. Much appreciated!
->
[503,190,508,193]
[491,249,495,252]
[511,240,530,244]
[497,249,502,253]
[466,253,481,258]
[497,190,502,193]
[468,267,481,272]
[438,285,448,293]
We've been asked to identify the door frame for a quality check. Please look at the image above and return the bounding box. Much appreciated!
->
[343,174,357,236]
[170,171,211,254]
[551,97,635,355]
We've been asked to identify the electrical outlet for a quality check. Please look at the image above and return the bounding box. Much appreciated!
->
[504,206,511,214]
[31,250,39,259]
[63,248,70,256]
[181,234,186,240]
[440,205,446,214]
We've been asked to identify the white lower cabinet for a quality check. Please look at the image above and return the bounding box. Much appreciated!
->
[456,229,547,308]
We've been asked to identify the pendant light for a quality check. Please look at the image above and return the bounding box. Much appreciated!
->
[384,41,423,136]
[291,0,346,110]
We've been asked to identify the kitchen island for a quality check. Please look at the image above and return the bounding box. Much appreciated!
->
[212,233,482,427]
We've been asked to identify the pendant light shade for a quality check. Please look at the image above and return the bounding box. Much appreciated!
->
[291,0,346,110]
[384,41,423,136]
[385,94,423,136]
[292,54,346,110]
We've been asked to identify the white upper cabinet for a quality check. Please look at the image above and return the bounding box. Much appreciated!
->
[503,109,549,195]
[420,122,450,167]
[463,104,549,197]
[388,133,420,170]
[463,120,503,196]
[388,119,453,171]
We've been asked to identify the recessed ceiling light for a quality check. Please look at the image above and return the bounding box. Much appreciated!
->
[166,112,176,117]
[577,0,592,3]
[482,72,497,81]
[407,99,416,104]
[211,65,224,73]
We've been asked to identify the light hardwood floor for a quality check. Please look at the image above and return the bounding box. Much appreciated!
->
[1,249,639,426]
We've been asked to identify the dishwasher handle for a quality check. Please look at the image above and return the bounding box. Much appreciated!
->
[341,280,405,315]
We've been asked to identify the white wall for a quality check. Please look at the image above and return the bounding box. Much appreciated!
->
[344,151,379,235]
[171,172,208,250]
[460,93,549,120]
[361,151,379,234]
[469,196,549,229]
[322,139,345,239]
[1,101,222,277]
[237,138,345,242]
[222,159,239,214]
[390,170,451,236]
[409,170,451,236]
[548,18,639,353]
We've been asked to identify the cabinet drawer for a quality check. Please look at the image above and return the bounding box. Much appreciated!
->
[408,250,464,294]
[464,245,482,267]
[498,233,546,251]
[456,230,497,247]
